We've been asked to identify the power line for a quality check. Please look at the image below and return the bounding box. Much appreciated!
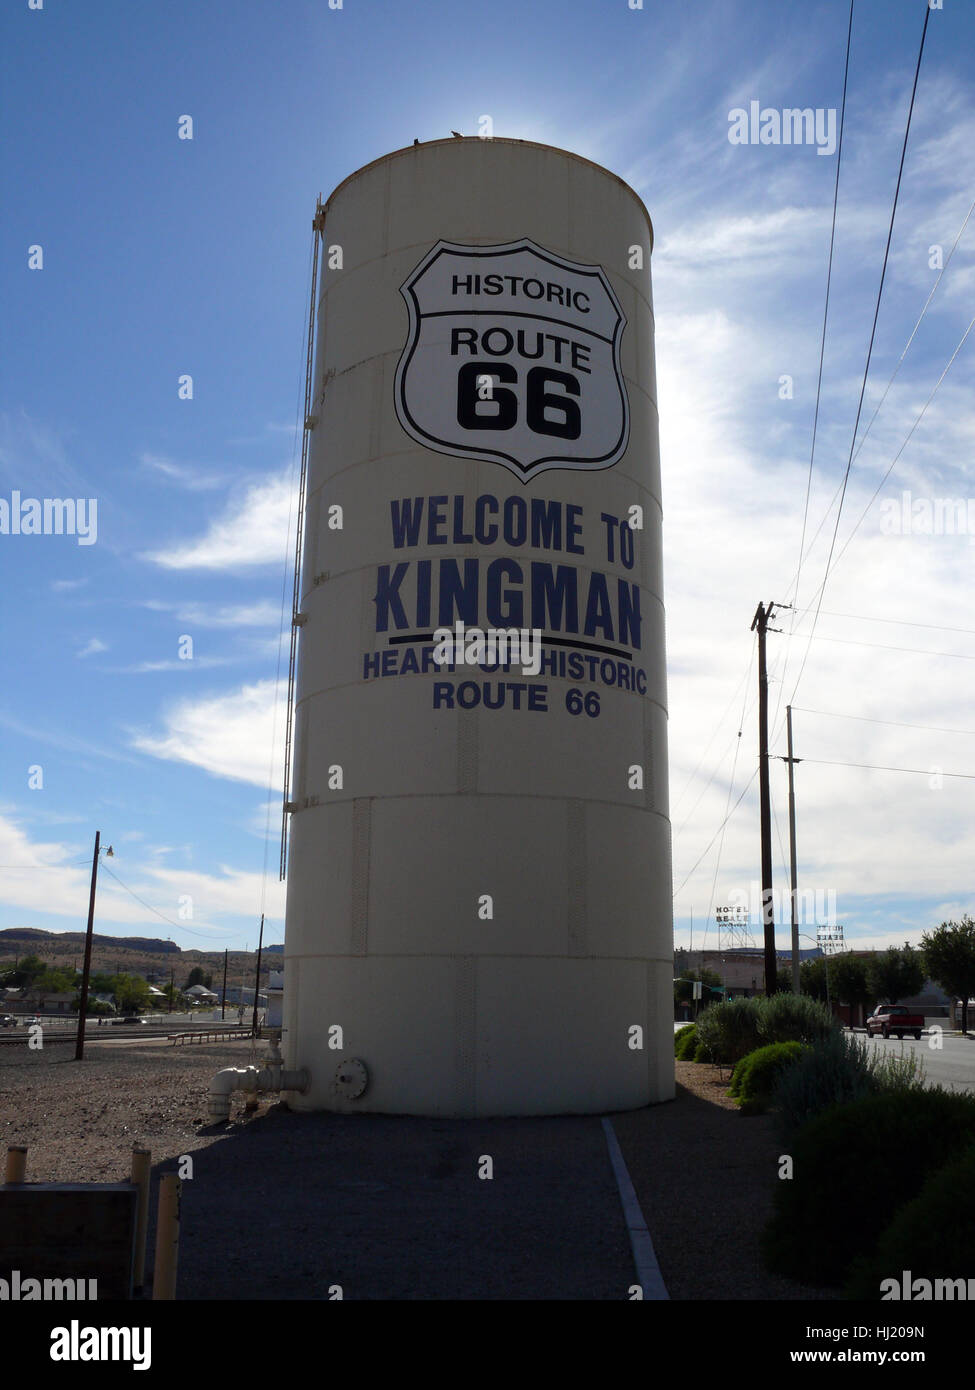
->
[675,660,757,839]
[801,756,975,780]
[786,631,975,662]
[99,864,232,940]
[850,194,975,453]
[788,1,932,707]
[672,644,754,817]
[0,858,95,869]
[794,707,975,736]
[771,315,975,752]
[790,609,975,638]
[673,767,759,898]
[778,0,855,737]
[776,194,975,640]
[700,647,754,952]
[819,315,975,576]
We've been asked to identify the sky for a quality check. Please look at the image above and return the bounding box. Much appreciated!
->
[1,0,973,958]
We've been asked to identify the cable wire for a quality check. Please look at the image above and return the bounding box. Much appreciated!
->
[99,864,232,940]
[777,0,855,737]
[794,707,975,736]
[787,0,932,708]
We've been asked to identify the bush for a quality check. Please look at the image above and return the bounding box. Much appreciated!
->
[694,993,839,1067]
[772,1029,926,1140]
[729,1041,807,1113]
[694,997,763,1065]
[756,993,837,1048]
[674,1024,698,1060]
[692,1041,710,1063]
[761,1088,975,1286]
[843,1143,975,1299]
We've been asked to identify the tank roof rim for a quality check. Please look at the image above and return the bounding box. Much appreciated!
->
[320,139,654,250]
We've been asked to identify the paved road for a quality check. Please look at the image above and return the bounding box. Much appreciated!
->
[857,1031,975,1093]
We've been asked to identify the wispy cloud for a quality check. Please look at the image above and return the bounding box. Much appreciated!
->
[140,599,284,628]
[77,637,108,658]
[130,679,282,787]
[140,453,226,491]
[142,472,295,570]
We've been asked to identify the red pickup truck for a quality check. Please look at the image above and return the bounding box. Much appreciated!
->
[866,1005,924,1040]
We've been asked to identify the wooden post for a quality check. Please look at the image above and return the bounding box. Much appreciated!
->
[152,1173,181,1300]
[130,1146,151,1292]
[4,1146,27,1183]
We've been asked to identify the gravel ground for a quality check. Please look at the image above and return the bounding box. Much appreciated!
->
[613,1061,835,1300]
[1,1039,828,1300]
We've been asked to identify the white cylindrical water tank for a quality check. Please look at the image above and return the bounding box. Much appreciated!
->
[282,138,672,1116]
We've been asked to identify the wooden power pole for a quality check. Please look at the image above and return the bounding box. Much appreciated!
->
[75,830,100,1061]
[751,603,779,996]
[785,705,802,994]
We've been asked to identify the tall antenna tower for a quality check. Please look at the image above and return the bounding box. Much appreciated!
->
[716,904,755,952]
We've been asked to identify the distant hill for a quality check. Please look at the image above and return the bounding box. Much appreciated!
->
[0,928,180,953]
[0,926,277,992]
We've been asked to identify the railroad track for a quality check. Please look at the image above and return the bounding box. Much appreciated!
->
[0,1025,253,1046]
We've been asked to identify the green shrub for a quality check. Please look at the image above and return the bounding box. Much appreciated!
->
[761,1088,975,1286]
[674,1024,698,1060]
[694,997,763,1065]
[729,1041,807,1113]
[694,992,838,1067]
[844,1143,975,1299]
[756,993,838,1047]
[772,1030,926,1140]
[692,1041,710,1063]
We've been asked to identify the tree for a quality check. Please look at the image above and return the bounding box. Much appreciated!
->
[185,966,212,989]
[775,968,794,994]
[827,953,872,1025]
[110,973,151,1013]
[866,944,926,1006]
[35,967,75,994]
[2,953,46,988]
[160,981,183,1009]
[800,956,829,1002]
[921,916,975,1036]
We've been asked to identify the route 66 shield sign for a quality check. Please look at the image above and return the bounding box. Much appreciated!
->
[394,238,629,483]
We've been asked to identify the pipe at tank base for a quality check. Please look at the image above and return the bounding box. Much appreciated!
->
[207,1040,308,1122]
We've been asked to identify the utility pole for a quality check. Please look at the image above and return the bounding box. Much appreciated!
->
[75,831,100,1061]
[785,706,802,994]
[751,602,780,996]
[221,948,228,1022]
[251,916,264,1035]
[168,965,174,1014]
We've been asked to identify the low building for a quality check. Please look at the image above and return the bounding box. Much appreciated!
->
[184,984,219,1005]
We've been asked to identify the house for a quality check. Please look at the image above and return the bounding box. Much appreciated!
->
[25,990,76,1014]
[184,984,219,1004]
